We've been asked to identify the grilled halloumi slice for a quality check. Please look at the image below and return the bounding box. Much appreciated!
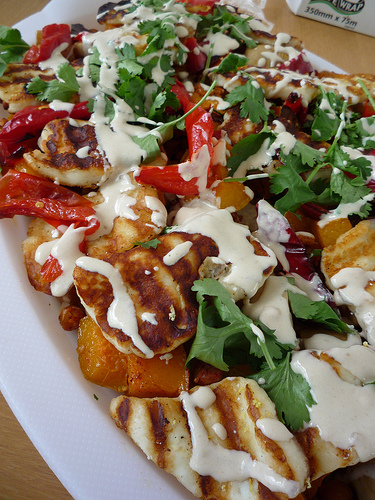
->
[211,69,375,107]
[321,220,375,343]
[0,63,55,114]
[73,232,219,357]
[110,376,309,500]
[23,118,111,188]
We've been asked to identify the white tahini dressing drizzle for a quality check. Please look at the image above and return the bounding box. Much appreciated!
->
[256,418,293,442]
[180,386,300,497]
[329,267,375,345]
[163,241,192,266]
[173,204,277,299]
[76,256,154,358]
[35,224,88,297]
[291,348,375,462]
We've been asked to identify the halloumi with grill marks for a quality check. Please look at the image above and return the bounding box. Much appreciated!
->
[0,64,55,113]
[293,346,375,482]
[109,377,309,500]
[210,68,375,107]
[23,118,111,188]
[73,232,219,357]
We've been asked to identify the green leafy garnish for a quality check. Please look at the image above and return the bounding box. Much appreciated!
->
[187,278,289,371]
[287,291,353,333]
[134,238,161,249]
[227,126,274,175]
[213,53,248,74]
[0,25,30,77]
[225,76,269,123]
[27,62,80,102]
[250,353,315,431]
[311,88,344,142]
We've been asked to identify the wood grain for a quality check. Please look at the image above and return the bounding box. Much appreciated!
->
[0,1,374,499]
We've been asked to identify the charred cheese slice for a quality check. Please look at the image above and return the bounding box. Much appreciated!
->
[110,377,309,500]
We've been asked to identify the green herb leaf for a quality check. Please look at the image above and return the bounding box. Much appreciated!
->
[187,278,287,371]
[227,127,274,176]
[134,238,161,249]
[225,77,268,123]
[213,53,248,73]
[27,62,80,102]
[287,291,353,333]
[250,353,315,431]
[0,25,30,77]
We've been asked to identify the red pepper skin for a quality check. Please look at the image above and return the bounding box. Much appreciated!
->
[40,255,63,283]
[0,106,69,144]
[284,92,308,124]
[171,80,214,158]
[69,101,91,120]
[23,24,71,64]
[135,81,214,195]
[185,37,207,75]
[0,170,97,229]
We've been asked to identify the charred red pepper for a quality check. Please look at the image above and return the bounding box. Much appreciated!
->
[23,24,71,64]
[0,170,98,228]
[135,80,215,196]
[41,255,63,283]
[0,102,91,145]
[283,92,308,124]
[256,199,336,308]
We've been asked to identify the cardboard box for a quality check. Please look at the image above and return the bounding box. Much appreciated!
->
[285,0,375,38]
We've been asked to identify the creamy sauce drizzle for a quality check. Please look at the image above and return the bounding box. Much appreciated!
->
[76,256,154,358]
[180,386,300,496]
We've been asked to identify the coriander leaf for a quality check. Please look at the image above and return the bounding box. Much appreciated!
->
[27,62,79,102]
[250,353,315,431]
[132,132,161,161]
[287,291,353,333]
[88,46,102,84]
[187,278,286,371]
[213,53,248,73]
[134,238,161,249]
[0,26,30,77]
[271,151,317,214]
[311,89,343,142]
[117,76,146,116]
[292,140,324,168]
[227,128,274,176]
[225,77,268,123]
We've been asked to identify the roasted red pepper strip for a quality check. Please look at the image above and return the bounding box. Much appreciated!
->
[0,102,91,145]
[0,106,69,144]
[135,80,215,196]
[23,24,71,64]
[256,199,336,308]
[0,170,97,229]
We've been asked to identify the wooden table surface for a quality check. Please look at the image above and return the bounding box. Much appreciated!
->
[0,1,374,499]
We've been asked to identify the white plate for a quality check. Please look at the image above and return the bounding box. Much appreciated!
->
[0,2,343,499]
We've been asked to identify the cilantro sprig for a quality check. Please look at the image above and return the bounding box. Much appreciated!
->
[27,62,80,102]
[225,76,269,124]
[0,25,30,77]
[250,353,315,431]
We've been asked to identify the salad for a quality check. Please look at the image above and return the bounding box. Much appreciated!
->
[1,0,375,498]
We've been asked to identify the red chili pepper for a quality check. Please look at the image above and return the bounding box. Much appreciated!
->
[185,37,207,75]
[0,170,98,229]
[23,24,71,64]
[135,80,214,196]
[278,53,314,76]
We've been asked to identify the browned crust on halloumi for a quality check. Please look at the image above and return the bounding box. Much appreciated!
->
[110,377,309,500]
[0,64,55,113]
[23,119,111,188]
[74,232,219,356]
